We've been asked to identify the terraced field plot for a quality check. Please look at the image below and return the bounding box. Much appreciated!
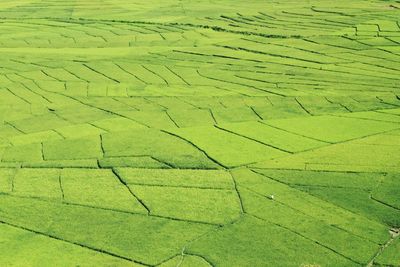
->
[0,0,399,266]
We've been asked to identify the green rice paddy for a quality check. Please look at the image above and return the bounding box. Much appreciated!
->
[0,0,399,266]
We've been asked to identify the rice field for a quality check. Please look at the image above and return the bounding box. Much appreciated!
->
[0,1,399,266]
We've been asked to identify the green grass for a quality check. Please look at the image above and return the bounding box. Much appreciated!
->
[0,0,399,266]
